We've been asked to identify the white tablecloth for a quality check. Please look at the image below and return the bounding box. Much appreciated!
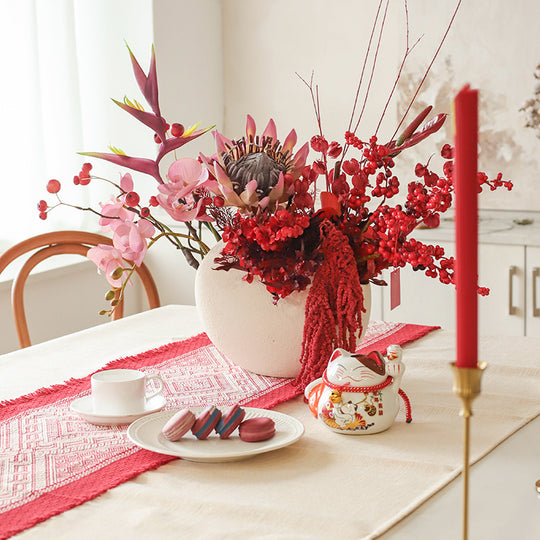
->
[1,305,539,539]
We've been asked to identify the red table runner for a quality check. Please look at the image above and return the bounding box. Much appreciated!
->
[0,321,438,539]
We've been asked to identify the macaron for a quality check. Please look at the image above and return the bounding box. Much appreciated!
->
[161,409,196,441]
[191,406,222,439]
[239,417,276,442]
[215,404,246,439]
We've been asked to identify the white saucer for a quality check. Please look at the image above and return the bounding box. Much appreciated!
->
[70,394,167,425]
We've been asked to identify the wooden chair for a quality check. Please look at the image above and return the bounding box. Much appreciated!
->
[0,231,160,348]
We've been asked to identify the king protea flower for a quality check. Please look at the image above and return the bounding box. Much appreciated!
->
[202,115,309,212]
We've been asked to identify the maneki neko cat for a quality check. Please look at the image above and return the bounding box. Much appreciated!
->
[304,345,412,434]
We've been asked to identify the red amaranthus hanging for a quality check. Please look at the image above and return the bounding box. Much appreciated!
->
[293,220,366,390]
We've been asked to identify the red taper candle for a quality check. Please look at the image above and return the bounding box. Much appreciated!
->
[454,85,478,369]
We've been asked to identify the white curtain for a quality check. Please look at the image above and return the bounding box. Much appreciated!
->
[0,0,154,246]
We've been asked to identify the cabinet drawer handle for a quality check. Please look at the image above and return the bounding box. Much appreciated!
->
[508,265,517,315]
[533,267,540,318]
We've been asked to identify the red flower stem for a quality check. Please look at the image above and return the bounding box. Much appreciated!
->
[345,0,384,137]
[374,2,422,136]
[350,0,390,137]
[296,72,331,189]
[391,0,462,142]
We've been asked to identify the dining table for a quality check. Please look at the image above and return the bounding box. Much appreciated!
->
[1,304,539,540]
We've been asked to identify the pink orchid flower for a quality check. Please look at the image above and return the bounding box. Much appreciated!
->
[156,158,213,222]
[112,219,155,267]
[86,244,129,288]
[99,196,136,232]
[98,174,139,233]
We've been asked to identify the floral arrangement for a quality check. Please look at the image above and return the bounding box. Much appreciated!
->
[39,4,512,386]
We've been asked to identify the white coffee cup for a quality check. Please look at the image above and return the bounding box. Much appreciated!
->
[91,369,164,415]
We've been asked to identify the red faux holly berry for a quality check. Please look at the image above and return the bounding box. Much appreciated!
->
[328,141,342,159]
[82,162,92,173]
[46,179,61,193]
[154,133,162,144]
[171,123,184,137]
[310,135,329,153]
[73,175,80,185]
[140,207,150,217]
[39,211,48,220]
[440,144,454,159]
[149,196,159,207]
[125,192,140,207]
[37,200,48,211]
[213,196,224,208]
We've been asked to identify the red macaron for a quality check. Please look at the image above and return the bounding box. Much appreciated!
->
[191,406,222,439]
[215,404,246,439]
[239,417,276,442]
[161,409,196,441]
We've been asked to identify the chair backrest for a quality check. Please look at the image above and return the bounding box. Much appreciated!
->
[0,231,160,348]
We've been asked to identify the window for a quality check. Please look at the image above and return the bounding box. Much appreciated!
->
[0,0,154,247]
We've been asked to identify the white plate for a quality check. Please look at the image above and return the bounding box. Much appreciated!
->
[127,407,304,462]
[70,394,167,425]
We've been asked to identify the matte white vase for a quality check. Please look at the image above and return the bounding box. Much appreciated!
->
[195,242,371,378]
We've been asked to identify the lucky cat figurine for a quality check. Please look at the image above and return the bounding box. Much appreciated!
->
[304,344,411,434]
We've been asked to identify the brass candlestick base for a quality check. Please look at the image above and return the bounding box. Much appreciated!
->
[451,361,487,540]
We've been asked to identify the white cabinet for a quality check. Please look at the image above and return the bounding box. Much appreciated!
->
[526,246,540,336]
[377,241,537,337]
[477,243,525,336]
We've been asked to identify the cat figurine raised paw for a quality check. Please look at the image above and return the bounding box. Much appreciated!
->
[304,345,411,434]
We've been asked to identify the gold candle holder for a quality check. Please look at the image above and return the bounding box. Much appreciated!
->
[451,361,487,540]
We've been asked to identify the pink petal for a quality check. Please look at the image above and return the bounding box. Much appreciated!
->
[174,183,199,199]
[120,173,134,192]
[244,179,258,197]
[137,219,155,238]
[282,129,297,155]
[268,173,285,201]
[214,162,234,189]
[246,115,256,140]
[292,142,310,171]
[262,119,277,141]
[129,226,144,251]
[213,130,233,156]
[258,196,270,209]
[167,158,207,184]
[220,184,245,208]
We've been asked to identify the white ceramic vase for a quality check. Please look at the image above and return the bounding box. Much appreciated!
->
[194,242,371,378]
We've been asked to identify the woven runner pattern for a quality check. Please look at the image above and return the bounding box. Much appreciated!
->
[0,321,437,539]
